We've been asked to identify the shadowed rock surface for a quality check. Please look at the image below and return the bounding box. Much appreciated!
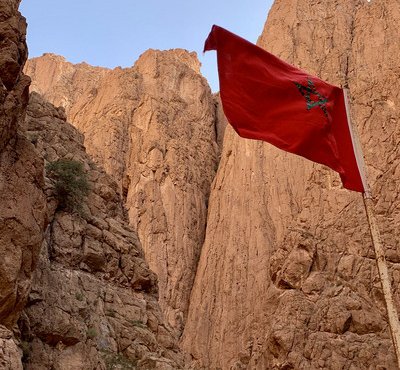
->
[19,92,186,369]
[0,1,47,367]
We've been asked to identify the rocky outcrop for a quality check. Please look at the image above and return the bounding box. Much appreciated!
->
[182,0,400,369]
[25,51,219,333]
[124,50,218,334]
[0,0,47,339]
[0,0,29,149]
[20,92,185,369]
[0,2,190,365]
[22,0,400,369]
[0,326,22,370]
[213,93,228,148]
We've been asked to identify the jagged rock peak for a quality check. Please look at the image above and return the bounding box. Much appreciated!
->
[39,53,68,62]
[136,48,201,73]
[25,46,219,337]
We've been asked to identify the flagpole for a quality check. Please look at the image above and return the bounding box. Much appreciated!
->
[344,89,400,368]
[363,195,400,366]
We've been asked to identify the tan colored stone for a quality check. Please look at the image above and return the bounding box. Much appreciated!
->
[0,0,29,150]
[82,236,106,272]
[25,49,219,334]
[214,93,228,149]
[0,326,23,370]
[0,6,48,370]
[0,0,47,333]
[20,1,400,369]
[183,0,400,369]
[20,92,185,369]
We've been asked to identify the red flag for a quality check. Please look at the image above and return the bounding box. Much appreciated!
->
[204,25,364,192]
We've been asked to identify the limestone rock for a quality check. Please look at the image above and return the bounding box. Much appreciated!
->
[0,0,30,150]
[0,133,47,327]
[213,93,228,149]
[0,0,47,331]
[21,1,400,369]
[0,326,23,370]
[25,50,219,333]
[125,50,218,333]
[20,92,185,369]
[182,0,400,369]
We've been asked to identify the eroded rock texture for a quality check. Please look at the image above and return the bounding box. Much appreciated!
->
[182,0,400,369]
[0,0,29,148]
[20,92,185,369]
[0,0,47,337]
[0,326,23,370]
[25,50,219,333]
[23,0,400,368]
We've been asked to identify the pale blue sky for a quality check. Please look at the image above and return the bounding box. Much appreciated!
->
[20,0,273,91]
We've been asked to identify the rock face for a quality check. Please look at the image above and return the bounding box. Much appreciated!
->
[0,0,29,149]
[20,92,185,369]
[0,0,47,338]
[0,1,189,364]
[0,326,23,370]
[182,0,400,369]
[22,0,400,369]
[25,51,219,333]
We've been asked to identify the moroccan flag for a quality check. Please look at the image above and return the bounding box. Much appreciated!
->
[204,25,365,192]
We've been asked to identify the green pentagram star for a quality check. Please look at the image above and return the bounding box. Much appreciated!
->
[294,78,328,118]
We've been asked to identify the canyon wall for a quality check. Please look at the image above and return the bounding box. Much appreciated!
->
[0,1,189,367]
[20,92,185,369]
[25,52,219,335]
[22,0,400,368]
[0,1,47,368]
[182,0,400,369]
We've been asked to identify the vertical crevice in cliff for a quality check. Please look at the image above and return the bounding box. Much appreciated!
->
[343,3,359,89]
[47,218,56,261]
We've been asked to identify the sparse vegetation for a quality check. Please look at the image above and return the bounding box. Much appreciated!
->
[75,292,84,301]
[86,327,97,339]
[101,351,137,370]
[46,159,90,213]
[129,319,146,329]
[26,131,39,145]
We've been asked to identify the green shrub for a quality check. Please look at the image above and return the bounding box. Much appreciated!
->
[46,159,90,212]
[75,292,84,301]
[86,327,97,339]
[101,351,137,370]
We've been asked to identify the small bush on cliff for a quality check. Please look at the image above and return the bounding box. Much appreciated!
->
[101,351,137,370]
[86,327,97,339]
[46,159,90,212]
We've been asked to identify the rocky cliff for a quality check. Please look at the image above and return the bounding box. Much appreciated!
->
[19,92,185,369]
[0,1,47,368]
[0,1,191,367]
[21,0,400,369]
[25,52,219,335]
[182,0,400,369]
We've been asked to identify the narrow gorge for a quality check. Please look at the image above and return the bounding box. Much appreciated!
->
[1,0,399,369]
